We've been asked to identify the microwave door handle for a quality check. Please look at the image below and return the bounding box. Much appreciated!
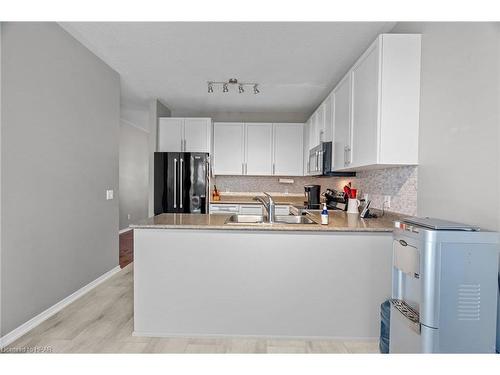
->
[173,158,177,209]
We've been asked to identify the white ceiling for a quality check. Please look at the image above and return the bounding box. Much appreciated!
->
[61,22,395,119]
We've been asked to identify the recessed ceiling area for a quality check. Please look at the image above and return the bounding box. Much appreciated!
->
[61,22,395,120]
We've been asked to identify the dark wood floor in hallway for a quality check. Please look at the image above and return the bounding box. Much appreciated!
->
[119,230,133,268]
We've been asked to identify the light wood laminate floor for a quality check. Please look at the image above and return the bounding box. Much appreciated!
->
[7,264,379,353]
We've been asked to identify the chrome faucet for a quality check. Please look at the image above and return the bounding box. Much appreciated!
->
[253,192,276,223]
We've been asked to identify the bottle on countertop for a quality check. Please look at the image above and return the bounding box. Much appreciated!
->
[321,203,329,225]
[212,185,220,201]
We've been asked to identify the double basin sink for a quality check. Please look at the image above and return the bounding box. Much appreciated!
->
[225,214,317,225]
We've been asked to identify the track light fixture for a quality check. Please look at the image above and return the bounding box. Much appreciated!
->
[207,78,260,94]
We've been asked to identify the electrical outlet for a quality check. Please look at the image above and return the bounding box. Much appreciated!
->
[384,195,391,208]
[106,189,114,200]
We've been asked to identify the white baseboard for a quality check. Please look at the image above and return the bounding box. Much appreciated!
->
[0,265,121,348]
[119,228,132,234]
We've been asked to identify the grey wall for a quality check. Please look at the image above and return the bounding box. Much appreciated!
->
[119,120,149,230]
[147,99,171,216]
[1,23,120,335]
[391,22,500,230]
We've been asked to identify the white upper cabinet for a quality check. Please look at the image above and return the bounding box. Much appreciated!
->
[158,118,184,152]
[303,120,310,175]
[332,74,352,170]
[333,34,421,171]
[245,123,273,175]
[183,118,211,152]
[212,122,304,176]
[323,94,334,142]
[213,122,245,175]
[273,123,304,176]
[350,43,380,167]
[158,117,211,153]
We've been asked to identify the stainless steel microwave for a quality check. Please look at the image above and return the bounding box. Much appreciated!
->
[307,141,356,177]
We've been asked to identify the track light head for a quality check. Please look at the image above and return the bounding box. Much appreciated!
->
[238,84,244,94]
[253,84,260,94]
[208,82,214,93]
[222,83,229,93]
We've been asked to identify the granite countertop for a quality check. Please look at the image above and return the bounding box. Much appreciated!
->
[130,211,405,232]
[209,193,306,206]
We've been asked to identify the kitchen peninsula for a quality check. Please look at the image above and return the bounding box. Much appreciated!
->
[131,211,401,339]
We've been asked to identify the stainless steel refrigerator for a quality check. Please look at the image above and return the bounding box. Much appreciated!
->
[154,152,210,214]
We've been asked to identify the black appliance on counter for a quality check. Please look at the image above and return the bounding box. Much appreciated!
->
[304,184,321,209]
[154,152,209,214]
[324,188,348,211]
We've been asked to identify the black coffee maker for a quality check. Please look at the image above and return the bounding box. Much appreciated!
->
[304,185,321,209]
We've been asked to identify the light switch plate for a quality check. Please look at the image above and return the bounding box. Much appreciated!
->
[106,189,114,200]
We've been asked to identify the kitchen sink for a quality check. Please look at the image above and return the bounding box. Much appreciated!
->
[224,214,317,225]
[274,215,317,224]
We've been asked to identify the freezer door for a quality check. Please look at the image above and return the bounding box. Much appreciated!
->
[186,153,209,213]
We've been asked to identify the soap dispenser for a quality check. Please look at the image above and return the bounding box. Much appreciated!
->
[321,203,329,225]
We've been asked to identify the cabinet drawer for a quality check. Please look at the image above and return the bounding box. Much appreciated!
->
[275,205,290,216]
[209,204,239,214]
[239,205,263,215]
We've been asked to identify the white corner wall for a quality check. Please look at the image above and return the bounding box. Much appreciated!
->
[391,22,500,231]
[1,22,120,335]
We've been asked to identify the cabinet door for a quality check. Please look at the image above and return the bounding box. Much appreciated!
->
[273,123,304,176]
[239,205,263,215]
[184,118,211,152]
[303,120,310,175]
[332,75,352,170]
[158,118,183,152]
[316,103,326,143]
[213,122,245,175]
[309,112,318,149]
[323,94,334,142]
[351,43,379,167]
[245,123,273,175]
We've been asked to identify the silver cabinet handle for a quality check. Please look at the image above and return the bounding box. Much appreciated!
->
[183,139,187,151]
[173,158,177,208]
[344,145,351,166]
[242,162,245,175]
[273,163,275,175]
[180,158,183,209]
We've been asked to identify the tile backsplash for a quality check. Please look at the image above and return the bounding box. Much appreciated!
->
[213,166,417,216]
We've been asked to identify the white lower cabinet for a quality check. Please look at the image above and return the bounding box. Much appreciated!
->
[209,203,290,216]
[209,204,240,215]
[239,205,264,215]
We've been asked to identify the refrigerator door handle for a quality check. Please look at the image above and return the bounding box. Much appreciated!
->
[173,158,177,209]
[180,158,184,209]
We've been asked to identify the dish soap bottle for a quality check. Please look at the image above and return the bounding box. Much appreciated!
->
[321,203,329,225]
[212,185,220,201]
